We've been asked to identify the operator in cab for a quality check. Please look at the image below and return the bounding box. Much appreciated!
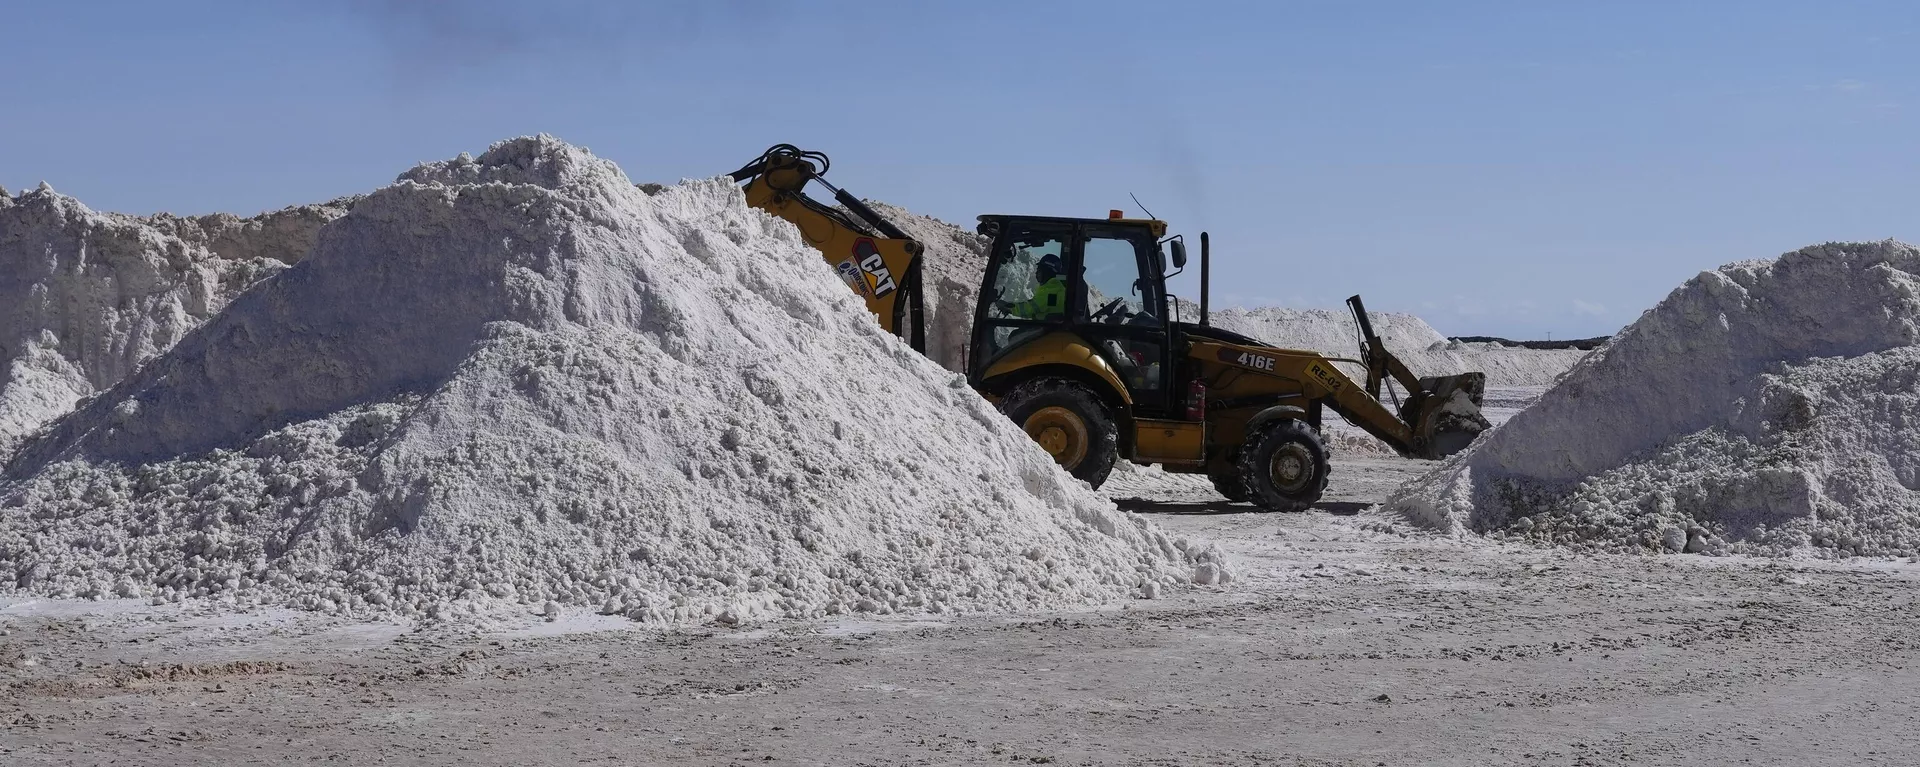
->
[997,253,1067,320]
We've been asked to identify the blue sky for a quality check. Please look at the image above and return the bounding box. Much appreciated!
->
[4,1,1916,339]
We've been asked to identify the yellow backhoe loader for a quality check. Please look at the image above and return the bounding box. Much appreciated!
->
[728,145,1490,511]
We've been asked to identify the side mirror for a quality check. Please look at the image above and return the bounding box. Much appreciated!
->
[1170,240,1188,270]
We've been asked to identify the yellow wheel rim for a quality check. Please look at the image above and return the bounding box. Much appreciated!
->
[1269,443,1315,494]
[1024,406,1089,468]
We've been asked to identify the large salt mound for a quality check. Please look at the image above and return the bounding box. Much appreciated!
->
[0,187,336,461]
[0,136,1221,624]
[1388,241,1920,558]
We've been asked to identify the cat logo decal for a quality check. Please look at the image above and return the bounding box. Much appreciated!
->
[853,238,897,298]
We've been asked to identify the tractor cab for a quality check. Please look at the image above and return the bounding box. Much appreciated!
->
[968,212,1209,486]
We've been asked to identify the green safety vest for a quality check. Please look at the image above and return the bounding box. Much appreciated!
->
[1011,277,1067,320]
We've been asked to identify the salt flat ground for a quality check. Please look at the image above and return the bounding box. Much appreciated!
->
[5,390,1919,766]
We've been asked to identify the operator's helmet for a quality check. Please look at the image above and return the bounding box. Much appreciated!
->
[1036,253,1063,283]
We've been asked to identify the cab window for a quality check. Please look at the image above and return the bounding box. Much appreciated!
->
[986,230,1068,322]
[977,223,1072,364]
[1075,227,1161,324]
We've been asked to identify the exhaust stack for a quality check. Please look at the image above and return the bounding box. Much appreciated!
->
[1199,232,1211,326]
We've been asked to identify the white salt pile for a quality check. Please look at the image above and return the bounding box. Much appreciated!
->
[0,186,345,460]
[1389,241,1920,558]
[0,136,1224,624]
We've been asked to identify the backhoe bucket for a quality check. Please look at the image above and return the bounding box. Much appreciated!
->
[1401,371,1490,460]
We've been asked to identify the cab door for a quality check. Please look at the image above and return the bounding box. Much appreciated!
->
[1067,224,1175,414]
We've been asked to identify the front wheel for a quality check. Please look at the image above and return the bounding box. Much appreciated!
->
[999,378,1119,489]
[1208,470,1251,503]
[1237,419,1330,512]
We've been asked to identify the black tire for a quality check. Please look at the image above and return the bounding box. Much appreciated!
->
[1207,450,1251,503]
[999,378,1119,489]
[1237,419,1331,512]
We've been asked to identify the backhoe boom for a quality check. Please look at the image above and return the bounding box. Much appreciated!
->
[729,144,927,353]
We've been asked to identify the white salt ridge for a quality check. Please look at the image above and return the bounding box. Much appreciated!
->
[1389,241,1920,558]
[143,196,357,266]
[1204,305,1448,356]
[0,187,340,462]
[1202,306,1587,388]
[0,136,1224,625]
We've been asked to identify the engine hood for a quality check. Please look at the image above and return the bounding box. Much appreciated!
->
[1175,322,1270,348]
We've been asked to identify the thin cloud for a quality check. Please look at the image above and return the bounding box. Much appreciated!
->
[334,0,784,82]
[1448,295,1489,317]
[1572,299,1608,317]
[1803,79,1870,94]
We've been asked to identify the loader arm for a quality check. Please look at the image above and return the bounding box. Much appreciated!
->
[729,144,927,353]
[1192,341,1425,454]
[1318,364,1426,452]
[1347,294,1425,399]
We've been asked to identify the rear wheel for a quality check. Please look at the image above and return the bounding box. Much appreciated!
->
[1237,419,1330,512]
[999,378,1119,489]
